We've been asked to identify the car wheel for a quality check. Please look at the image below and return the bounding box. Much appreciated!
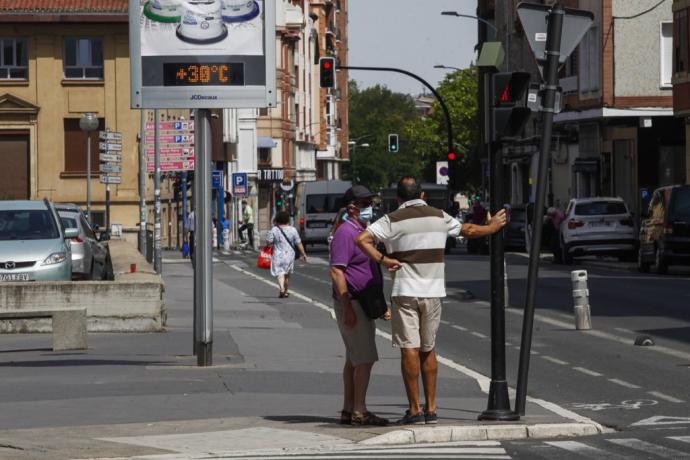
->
[637,249,651,273]
[561,241,573,265]
[88,258,97,280]
[655,247,668,275]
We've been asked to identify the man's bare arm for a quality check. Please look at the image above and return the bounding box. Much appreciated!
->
[461,209,507,239]
[355,231,401,272]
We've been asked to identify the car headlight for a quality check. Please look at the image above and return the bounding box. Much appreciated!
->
[42,252,67,266]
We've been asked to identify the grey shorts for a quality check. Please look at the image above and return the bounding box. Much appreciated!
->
[333,298,378,366]
[391,296,442,352]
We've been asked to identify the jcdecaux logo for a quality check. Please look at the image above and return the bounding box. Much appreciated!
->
[191,95,218,100]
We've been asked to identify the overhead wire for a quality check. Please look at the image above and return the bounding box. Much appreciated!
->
[612,0,668,20]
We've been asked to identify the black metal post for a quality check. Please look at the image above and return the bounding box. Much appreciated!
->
[515,3,564,416]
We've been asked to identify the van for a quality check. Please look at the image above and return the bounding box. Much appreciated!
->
[297,180,351,245]
[638,185,690,273]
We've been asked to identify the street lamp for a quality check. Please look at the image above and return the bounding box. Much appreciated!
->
[441,11,498,34]
[347,140,370,185]
[79,112,99,224]
[434,64,463,71]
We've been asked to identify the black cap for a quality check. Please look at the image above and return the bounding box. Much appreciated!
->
[343,185,375,204]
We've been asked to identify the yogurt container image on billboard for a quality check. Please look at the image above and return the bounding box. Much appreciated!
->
[143,0,182,23]
[222,0,260,23]
[176,0,228,44]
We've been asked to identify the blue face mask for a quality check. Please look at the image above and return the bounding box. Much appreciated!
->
[358,206,373,222]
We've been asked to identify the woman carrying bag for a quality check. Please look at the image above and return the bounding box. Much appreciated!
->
[266,211,307,298]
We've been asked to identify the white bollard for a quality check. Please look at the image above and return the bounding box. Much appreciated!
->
[571,270,592,330]
[223,228,230,251]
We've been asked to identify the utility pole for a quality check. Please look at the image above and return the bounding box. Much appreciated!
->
[154,109,162,274]
[139,110,147,256]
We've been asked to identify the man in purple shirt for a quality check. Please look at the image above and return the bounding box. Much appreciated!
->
[330,185,389,426]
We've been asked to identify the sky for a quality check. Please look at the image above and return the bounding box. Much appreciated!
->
[348,0,479,96]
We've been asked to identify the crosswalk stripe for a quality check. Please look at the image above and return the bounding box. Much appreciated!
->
[545,441,628,459]
[606,438,689,458]
[669,435,690,444]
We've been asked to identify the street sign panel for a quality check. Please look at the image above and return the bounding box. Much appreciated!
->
[232,172,248,197]
[100,163,122,174]
[99,153,122,163]
[436,161,449,185]
[212,171,224,189]
[129,0,276,109]
[99,142,122,152]
[517,3,594,78]
[99,131,123,141]
[100,175,122,184]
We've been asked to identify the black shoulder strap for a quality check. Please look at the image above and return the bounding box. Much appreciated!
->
[277,225,297,253]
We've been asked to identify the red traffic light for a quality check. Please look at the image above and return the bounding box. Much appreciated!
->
[323,61,332,69]
[447,152,456,161]
[319,57,335,88]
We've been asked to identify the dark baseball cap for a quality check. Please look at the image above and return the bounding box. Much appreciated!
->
[343,185,375,204]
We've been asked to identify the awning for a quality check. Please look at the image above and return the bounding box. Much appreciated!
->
[257,136,277,149]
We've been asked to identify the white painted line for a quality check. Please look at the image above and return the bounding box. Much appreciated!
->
[607,378,640,389]
[530,350,540,355]
[471,331,488,339]
[614,327,634,334]
[606,438,689,459]
[505,307,690,362]
[647,391,685,403]
[546,440,627,459]
[573,367,603,377]
[230,264,606,432]
[542,356,569,366]
[440,319,450,325]
[451,325,468,332]
[669,435,690,444]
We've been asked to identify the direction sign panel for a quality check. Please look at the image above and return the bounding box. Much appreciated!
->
[99,131,122,142]
[99,142,122,152]
[100,175,122,184]
[232,172,248,197]
[129,0,276,109]
[100,153,122,163]
[100,163,122,174]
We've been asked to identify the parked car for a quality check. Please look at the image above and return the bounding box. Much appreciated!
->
[638,185,690,274]
[505,204,527,251]
[56,204,110,280]
[560,197,636,264]
[0,199,78,281]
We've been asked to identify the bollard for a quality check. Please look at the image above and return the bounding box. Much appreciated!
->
[571,270,592,330]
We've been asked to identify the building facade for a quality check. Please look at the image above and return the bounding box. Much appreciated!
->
[672,0,690,185]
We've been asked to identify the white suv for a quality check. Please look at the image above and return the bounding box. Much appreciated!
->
[560,197,636,264]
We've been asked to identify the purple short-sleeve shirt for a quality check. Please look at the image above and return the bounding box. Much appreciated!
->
[330,219,383,296]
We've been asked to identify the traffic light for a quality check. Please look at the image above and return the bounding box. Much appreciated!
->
[388,134,399,152]
[319,57,335,88]
[447,151,456,161]
[491,72,532,142]
[275,189,284,209]
[447,151,457,190]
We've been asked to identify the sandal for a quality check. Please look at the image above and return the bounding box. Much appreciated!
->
[351,411,389,426]
[340,410,351,425]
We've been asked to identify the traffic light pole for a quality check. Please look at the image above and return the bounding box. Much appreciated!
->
[515,3,564,415]
[338,65,456,189]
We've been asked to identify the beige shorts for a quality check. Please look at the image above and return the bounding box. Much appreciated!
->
[391,296,442,352]
[333,298,378,366]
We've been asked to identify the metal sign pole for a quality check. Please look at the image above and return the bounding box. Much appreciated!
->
[193,138,200,356]
[139,110,147,256]
[196,109,213,366]
[515,3,564,416]
[154,110,162,274]
[86,134,92,224]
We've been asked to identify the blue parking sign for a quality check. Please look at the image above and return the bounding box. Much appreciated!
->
[232,173,248,197]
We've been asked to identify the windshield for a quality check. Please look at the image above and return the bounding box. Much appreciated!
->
[574,201,627,216]
[0,209,60,240]
[306,194,346,214]
[60,216,79,229]
[669,188,690,221]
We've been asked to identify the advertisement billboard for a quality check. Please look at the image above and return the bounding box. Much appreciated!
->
[129,0,276,109]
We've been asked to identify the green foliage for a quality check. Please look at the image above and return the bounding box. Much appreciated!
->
[347,67,480,192]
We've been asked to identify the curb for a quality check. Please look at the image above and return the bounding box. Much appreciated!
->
[360,422,603,445]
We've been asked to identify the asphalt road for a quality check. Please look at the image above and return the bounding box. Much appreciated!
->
[219,243,690,457]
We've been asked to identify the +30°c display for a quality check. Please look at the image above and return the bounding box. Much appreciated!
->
[163,63,245,86]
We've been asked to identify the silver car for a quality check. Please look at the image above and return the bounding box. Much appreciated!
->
[57,205,110,280]
[0,199,78,282]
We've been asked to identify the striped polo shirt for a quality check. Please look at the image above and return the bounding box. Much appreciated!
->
[367,199,461,298]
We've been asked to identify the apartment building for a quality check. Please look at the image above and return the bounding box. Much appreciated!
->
[485,0,684,217]
[672,0,690,184]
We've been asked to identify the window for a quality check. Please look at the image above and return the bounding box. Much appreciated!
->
[0,38,28,80]
[578,26,600,92]
[63,118,105,173]
[64,38,104,79]
[661,22,673,87]
[674,9,688,73]
[0,210,59,241]
[574,201,628,216]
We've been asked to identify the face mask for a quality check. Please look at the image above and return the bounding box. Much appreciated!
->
[358,206,373,222]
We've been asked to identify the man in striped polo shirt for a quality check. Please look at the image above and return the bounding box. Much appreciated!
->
[356,176,506,425]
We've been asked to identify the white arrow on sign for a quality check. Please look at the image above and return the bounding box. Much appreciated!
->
[99,163,121,173]
[99,131,123,141]
[99,153,122,162]
[632,416,690,426]
[99,142,122,151]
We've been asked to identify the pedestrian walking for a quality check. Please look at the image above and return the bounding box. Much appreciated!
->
[546,206,566,263]
[266,211,307,298]
[356,176,506,425]
[238,199,254,248]
[330,185,390,427]
[185,209,195,268]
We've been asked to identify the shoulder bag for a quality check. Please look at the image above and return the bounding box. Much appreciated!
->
[351,265,388,320]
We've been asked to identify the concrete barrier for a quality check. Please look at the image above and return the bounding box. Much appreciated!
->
[0,240,165,333]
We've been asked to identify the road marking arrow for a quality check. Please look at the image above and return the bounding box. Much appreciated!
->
[632,416,690,426]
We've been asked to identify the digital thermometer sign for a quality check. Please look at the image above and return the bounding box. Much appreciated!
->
[163,63,245,86]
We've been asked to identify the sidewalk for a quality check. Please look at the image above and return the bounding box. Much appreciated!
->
[0,250,604,460]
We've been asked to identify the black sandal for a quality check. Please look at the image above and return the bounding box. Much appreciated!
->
[340,410,352,425]
[351,411,388,426]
